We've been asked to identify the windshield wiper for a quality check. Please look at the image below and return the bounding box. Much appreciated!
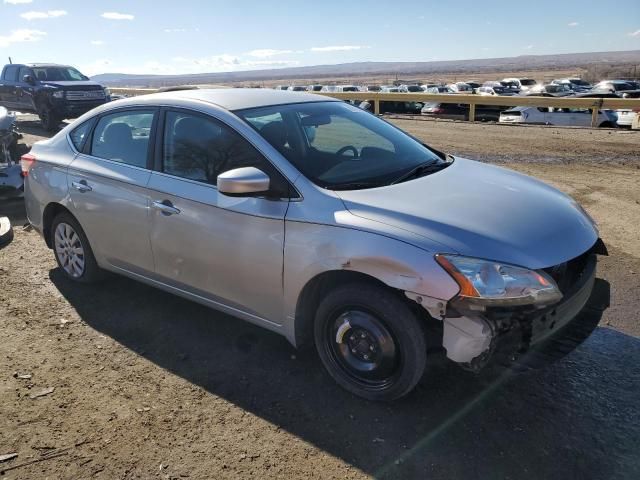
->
[390,160,451,185]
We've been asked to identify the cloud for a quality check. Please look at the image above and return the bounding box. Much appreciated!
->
[246,49,296,58]
[20,10,67,20]
[568,21,579,27]
[310,45,366,52]
[164,28,186,33]
[101,12,134,20]
[629,30,640,37]
[0,28,46,47]
[91,40,105,46]
[525,45,534,49]
[4,0,33,4]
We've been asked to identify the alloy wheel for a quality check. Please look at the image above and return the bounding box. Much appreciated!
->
[54,222,85,278]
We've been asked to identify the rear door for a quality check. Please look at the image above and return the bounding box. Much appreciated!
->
[147,108,291,324]
[67,108,158,274]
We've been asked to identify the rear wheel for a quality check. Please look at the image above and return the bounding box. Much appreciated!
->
[314,283,427,401]
[51,212,102,283]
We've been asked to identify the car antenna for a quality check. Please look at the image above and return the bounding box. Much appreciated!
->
[8,57,12,64]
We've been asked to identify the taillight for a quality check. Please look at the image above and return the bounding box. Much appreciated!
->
[20,153,36,177]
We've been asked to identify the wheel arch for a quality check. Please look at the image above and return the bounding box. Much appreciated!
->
[293,269,412,349]
[42,202,75,248]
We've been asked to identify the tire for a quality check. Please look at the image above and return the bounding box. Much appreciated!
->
[314,282,427,401]
[51,212,102,283]
[38,107,60,132]
[598,121,614,129]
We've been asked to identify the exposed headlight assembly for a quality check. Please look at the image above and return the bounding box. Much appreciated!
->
[52,90,64,99]
[436,254,562,310]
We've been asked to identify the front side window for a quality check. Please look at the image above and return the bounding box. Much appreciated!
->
[162,110,272,186]
[238,101,445,189]
[90,110,154,168]
[3,65,19,81]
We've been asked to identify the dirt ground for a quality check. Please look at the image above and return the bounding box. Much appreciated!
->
[1,118,639,479]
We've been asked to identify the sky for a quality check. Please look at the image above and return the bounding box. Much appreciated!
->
[1,0,639,77]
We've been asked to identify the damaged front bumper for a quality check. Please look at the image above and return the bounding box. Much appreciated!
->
[441,253,610,371]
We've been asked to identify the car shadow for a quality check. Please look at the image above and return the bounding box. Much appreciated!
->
[49,269,640,479]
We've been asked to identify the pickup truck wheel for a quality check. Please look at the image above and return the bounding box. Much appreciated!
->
[51,213,102,283]
[314,283,427,401]
[39,108,60,132]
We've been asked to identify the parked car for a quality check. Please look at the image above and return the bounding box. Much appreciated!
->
[365,85,382,92]
[501,77,538,92]
[525,84,574,96]
[287,86,307,92]
[448,82,473,93]
[23,89,609,400]
[421,102,507,121]
[0,63,110,131]
[423,86,455,94]
[614,90,640,128]
[307,85,323,92]
[273,85,289,91]
[591,80,637,93]
[551,78,592,93]
[398,85,424,93]
[464,81,482,90]
[477,85,518,96]
[499,106,616,127]
[380,86,400,93]
[320,85,359,93]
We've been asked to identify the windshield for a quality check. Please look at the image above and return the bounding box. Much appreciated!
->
[31,66,88,82]
[520,79,537,86]
[236,101,444,189]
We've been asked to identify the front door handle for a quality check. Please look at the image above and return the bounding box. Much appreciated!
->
[152,200,181,216]
[71,180,92,192]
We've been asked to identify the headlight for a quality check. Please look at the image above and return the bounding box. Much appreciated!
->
[436,254,562,309]
[52,90,64,99]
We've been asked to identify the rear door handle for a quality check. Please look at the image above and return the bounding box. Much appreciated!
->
[71,180,92,192]
[152,200,181,216]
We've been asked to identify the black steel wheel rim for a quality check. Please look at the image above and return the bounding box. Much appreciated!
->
[325,309,400,389]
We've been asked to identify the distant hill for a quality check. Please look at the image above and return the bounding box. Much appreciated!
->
[93,50,640,87]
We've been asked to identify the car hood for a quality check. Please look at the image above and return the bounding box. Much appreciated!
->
[336,158,598,269]
[40,81,104,89]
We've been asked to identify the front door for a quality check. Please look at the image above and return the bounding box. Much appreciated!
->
[147,109,290,325]
[67,108,158,274]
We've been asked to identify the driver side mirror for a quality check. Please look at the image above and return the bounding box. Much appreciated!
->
[217,167,270,197]
[23,75,35,85]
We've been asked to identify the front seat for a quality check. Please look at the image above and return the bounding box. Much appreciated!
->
[259,121,288,156]
[170,116,221,182]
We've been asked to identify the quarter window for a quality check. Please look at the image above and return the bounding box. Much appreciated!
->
[3,65,19,82]
[90,110,154,168]
[162,111,271,186]
[69,120,93,151]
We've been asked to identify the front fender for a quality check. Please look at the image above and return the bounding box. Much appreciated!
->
[282,220,461,344]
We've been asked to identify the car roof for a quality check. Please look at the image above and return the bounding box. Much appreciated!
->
[25,63,72,68]
[112,88,341,111]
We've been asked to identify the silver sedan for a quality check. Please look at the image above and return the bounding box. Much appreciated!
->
[22,89,609,400]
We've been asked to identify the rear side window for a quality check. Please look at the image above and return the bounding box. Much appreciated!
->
[90,110,155,168]
[69,120,93,151]
[162,110,274,186]
[3,65,19,82]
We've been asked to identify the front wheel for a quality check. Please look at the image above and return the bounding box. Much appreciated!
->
[314,283,427,401]
[39,107,60,132]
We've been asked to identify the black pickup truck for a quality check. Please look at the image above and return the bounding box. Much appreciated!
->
[0,63,110,131]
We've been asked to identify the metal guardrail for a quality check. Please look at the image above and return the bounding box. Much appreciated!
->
[110,88,640,128]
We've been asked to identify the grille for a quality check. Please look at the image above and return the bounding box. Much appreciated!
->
[543,251,591,295]
[65,90,106,101]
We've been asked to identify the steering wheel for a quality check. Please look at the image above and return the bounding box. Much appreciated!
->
[336,145,359,159]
